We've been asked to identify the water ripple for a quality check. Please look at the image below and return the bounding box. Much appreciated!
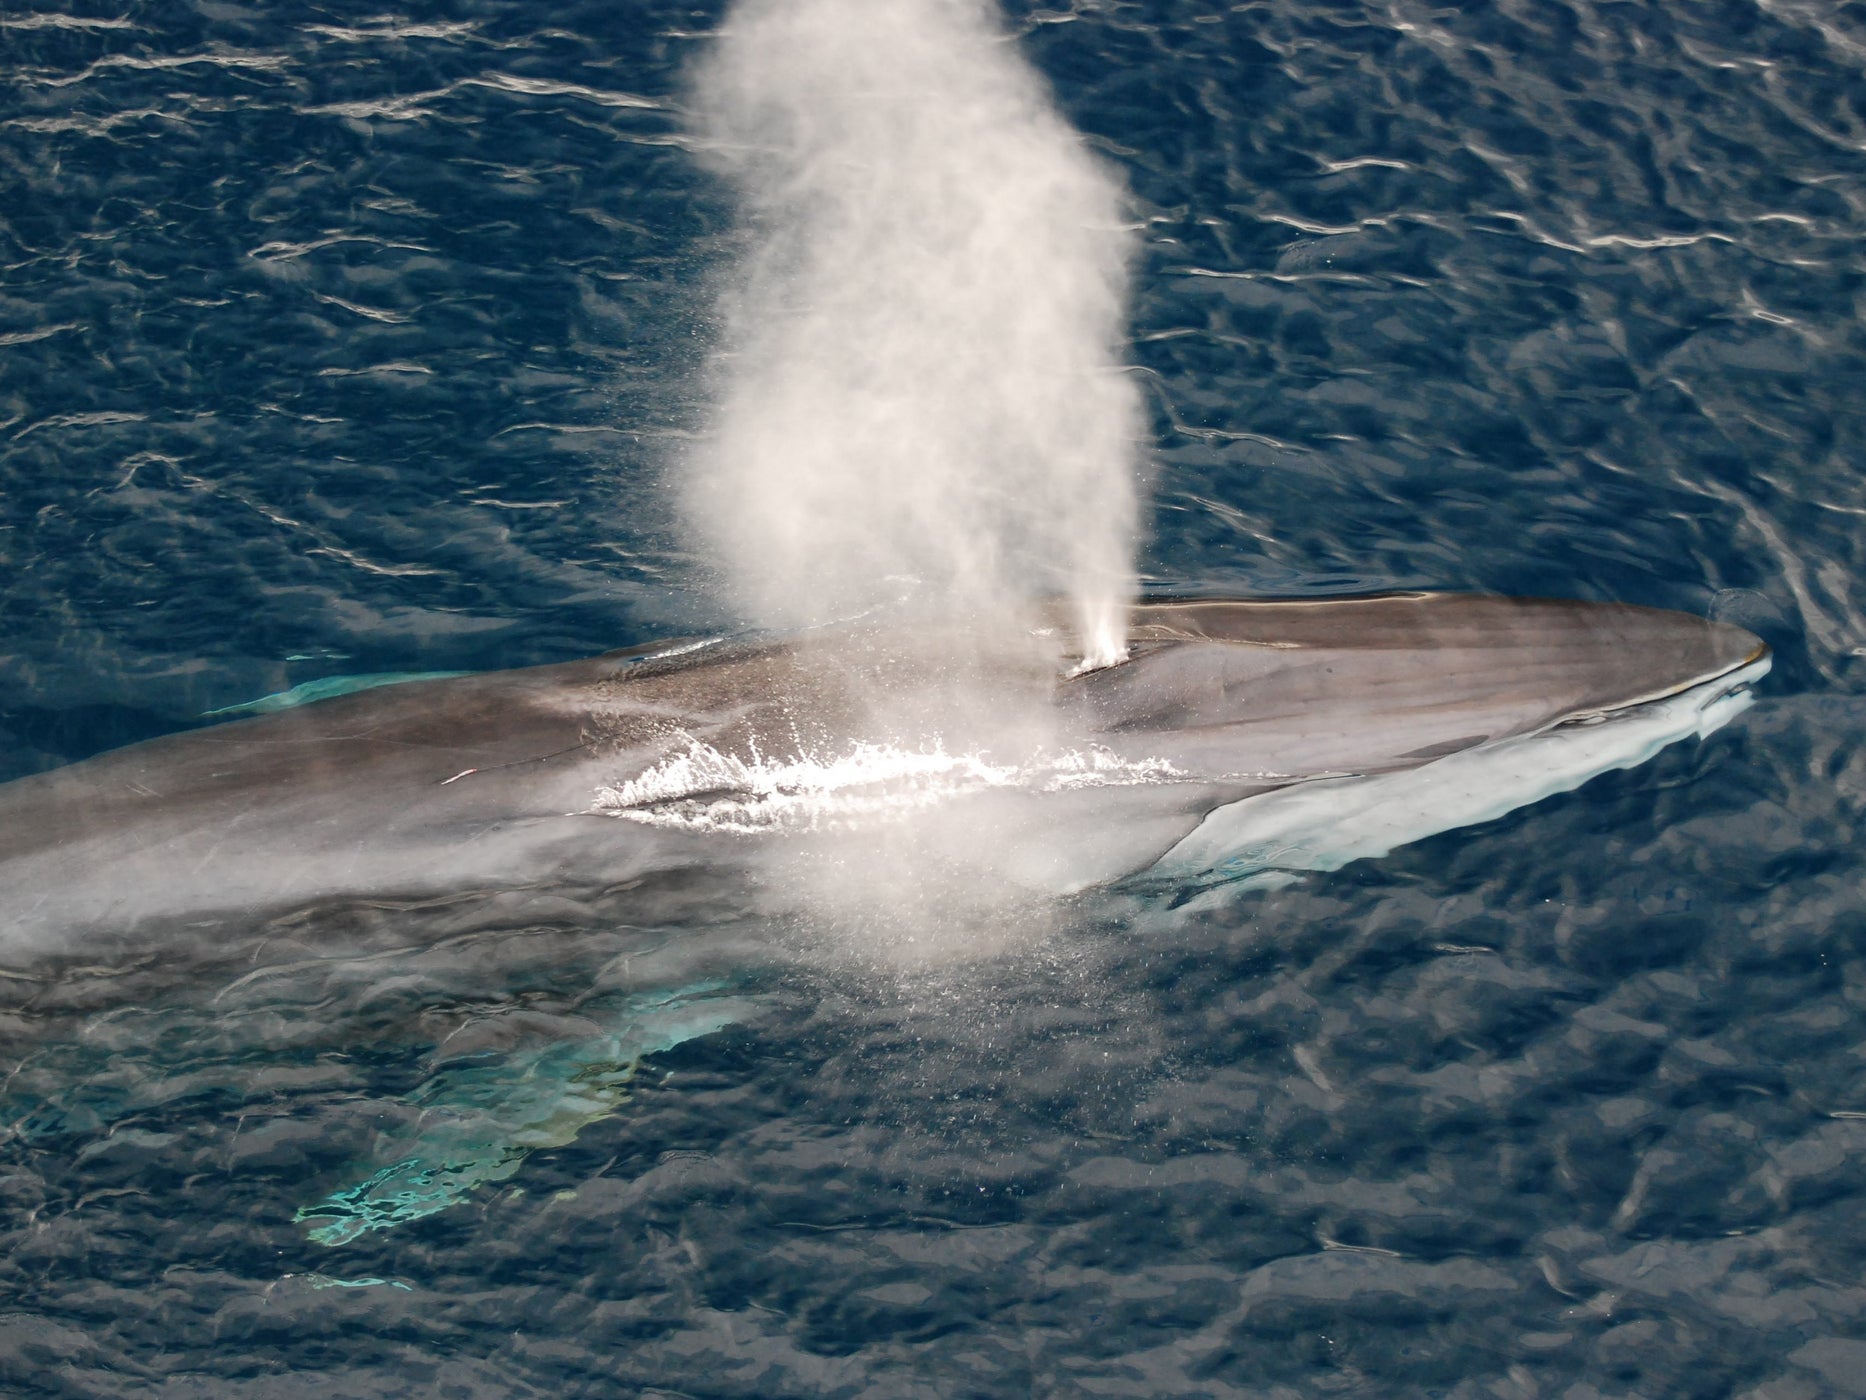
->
[0,0,1862,1394]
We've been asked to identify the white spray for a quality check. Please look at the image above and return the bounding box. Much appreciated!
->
[684,0,1144,670]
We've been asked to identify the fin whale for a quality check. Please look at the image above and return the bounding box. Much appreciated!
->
[0,592,1766,968]
[0,591,1767,1243]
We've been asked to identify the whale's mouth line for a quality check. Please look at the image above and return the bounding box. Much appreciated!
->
[1559,639,1771,721]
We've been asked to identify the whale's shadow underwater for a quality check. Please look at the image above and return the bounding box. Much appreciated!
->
[0,593,1767,1244]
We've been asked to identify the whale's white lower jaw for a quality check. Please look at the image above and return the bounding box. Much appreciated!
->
[1141,654,1770,902]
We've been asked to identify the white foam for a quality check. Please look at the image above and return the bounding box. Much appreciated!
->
[591,738,1188,834]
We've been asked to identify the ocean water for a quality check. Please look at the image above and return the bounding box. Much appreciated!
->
[2,1,1865,1396]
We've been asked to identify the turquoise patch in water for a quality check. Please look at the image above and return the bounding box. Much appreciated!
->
[295,984,748,1247]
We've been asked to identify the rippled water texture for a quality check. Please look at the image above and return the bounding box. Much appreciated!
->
[3,2,1865,1395]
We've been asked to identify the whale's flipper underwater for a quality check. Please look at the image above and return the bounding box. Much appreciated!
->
[0,594,1767,1242]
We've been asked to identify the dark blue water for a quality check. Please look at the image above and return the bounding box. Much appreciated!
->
[3,1,1865,1394]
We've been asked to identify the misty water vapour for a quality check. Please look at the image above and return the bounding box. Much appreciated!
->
[685,0,1144,670]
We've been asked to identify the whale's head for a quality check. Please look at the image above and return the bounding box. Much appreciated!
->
[1059,592,1768,783]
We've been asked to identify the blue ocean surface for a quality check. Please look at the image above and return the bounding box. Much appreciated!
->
[3,1,1865,1395]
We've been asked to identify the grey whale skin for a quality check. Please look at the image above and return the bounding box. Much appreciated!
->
[0,593,1767,966]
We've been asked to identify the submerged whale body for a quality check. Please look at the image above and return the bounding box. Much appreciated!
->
[0,592,1767,1244]
[0,592,1766,967]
